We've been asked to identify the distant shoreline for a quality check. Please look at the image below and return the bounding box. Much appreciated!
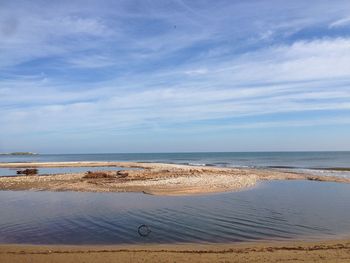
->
[0,152,37,156]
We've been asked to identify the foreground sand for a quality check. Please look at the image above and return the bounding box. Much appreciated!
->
[0,161,349,195]
[0,239,349,263]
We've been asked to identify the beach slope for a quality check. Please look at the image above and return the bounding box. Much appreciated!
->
[0,239,349,263]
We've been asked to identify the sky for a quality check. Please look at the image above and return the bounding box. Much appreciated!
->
[1,0,350,153]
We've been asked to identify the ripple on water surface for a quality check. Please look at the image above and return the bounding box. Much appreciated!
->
[0,180,350,245]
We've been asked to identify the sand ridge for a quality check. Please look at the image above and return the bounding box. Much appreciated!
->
[0,161,349,195]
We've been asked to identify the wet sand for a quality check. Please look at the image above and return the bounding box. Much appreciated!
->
[0,161,349,195]
[0,239,349,263]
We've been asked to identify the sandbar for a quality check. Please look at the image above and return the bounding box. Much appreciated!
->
[0,161,349,195]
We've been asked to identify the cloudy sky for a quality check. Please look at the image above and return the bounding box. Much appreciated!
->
[1,0,350,153]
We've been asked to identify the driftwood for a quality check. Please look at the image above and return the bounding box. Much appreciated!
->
[17,168,38,175]
[117,171,129,178]
[83,171,115,179]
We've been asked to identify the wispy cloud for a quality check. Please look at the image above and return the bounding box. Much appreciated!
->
[1,0,350,152]
[67,55,116,68]
[329,17,350,28]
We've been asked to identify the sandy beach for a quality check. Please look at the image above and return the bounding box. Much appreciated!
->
[0,239,349,263]
[0,161,349,195]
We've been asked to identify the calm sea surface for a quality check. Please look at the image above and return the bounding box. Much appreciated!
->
[0,180,350,245]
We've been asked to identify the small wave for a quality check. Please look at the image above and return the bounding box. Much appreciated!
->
[290,168,350,179]
[212,162,230,167]
[212,162,230,165]
[314,167,350,172]
[187,163,207,166]
[267,165,300,169]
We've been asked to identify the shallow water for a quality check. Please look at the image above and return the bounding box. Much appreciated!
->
[0,180,349,245]
[0,166,130,176]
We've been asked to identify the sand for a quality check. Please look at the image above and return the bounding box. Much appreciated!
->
[0,239,349,263]
[0,161,349,195]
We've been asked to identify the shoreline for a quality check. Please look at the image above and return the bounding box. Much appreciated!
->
[0,161,349,195]
[1,239,349,262]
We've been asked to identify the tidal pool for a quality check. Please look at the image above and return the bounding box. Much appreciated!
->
[0,180,349,245]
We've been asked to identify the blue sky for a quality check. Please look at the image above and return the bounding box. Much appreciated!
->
[1,0,350,153]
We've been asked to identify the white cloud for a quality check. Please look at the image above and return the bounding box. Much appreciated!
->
[329,17,350,28]
[184,68,208,76]
[67,55,116,68]
[56,16,111,36]
[0,13,112,68]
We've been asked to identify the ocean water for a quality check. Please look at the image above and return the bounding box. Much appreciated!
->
[0,180,349,245]
[1,152,350,177]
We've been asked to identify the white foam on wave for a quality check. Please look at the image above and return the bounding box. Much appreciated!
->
[292,168,350,179]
